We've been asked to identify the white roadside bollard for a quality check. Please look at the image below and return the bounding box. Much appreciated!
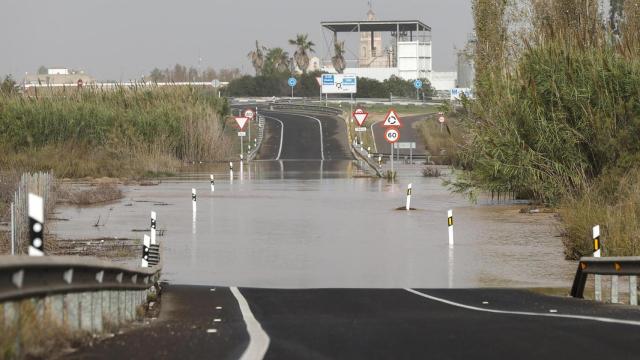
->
[150,211,157,245]
[448,209,454,247]
[192,188,197,221]
[240,155,244,180]
[405,183,412,210]
[210,174,215,192]
[367,147,371,158]
[593,225,602,301]
[28,193,45,256]
[229,162,234,182]
[141,234,150,268]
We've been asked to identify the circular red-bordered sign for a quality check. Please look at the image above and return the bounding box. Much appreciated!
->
[243,108,255,120]
[384,127,400,144]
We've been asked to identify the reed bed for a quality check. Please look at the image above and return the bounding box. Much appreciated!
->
[463,0,640,257]
[0,86,232,178]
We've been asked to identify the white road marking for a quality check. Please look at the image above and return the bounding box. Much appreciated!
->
[405,288,640,327]
[263,116,284,160]
[293,114,325,160]
[210,288,216,291]
[207,329,218,333]
[214,318,222,322]
[231,287,270,360]
[370,120,380,154]
[216,306,223,310]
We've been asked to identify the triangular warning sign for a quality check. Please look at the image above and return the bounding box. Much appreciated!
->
[235,117,248,130]
[352,108,369,127]
[382,109,403,127]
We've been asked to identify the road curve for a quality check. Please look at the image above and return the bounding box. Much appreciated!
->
[256,111,352,161]
[372,114,430,156]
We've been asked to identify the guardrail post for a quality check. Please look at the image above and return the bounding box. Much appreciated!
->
[630,276,638,306]
[119,291,126,323]
[611,276,619,304]
[65,293,80,331]
[80,292,92,331]
[49,295,64,325]
[91,291,103,332]
[3,301,17,328]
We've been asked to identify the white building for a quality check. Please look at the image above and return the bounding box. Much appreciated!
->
[321,10,455,91]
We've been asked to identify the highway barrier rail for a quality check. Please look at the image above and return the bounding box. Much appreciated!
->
[570,256,639,305]
[0,251,162,355]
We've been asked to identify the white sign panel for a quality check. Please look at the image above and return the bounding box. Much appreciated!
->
[238,131,246,137]
[235,117,248,130]
[321,74,357,94]
[450,88,474,101]
[394,142,416,149]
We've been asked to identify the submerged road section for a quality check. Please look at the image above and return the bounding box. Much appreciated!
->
[70,285,640,359]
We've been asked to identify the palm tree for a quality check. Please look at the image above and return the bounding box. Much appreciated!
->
[266,47,291,73]
[331,41,346,74]
[247,41,266,76]
[288,34,315,74]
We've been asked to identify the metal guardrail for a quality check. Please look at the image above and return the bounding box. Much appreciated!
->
[0,254,162,302]
[570,256,639,305]
[263,102,344,116]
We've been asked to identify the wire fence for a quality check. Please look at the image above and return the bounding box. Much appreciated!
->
[12,172,55,254]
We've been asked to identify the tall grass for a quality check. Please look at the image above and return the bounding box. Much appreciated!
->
[0,86,232,178]
[464,0,640,257]
[416,115,464,166]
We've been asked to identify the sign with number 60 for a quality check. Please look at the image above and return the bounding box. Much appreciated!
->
[384,128,400,144]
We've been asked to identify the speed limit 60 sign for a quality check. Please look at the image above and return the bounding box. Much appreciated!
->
[384,127,400,144]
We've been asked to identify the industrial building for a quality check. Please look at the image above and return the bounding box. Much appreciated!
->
[320,8,457,91]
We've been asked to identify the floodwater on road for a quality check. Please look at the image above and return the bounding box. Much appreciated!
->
[53,160,576,289]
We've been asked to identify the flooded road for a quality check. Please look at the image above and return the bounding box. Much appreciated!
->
[53,160,576,289]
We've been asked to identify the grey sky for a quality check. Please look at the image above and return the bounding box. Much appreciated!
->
[1,0,473,81]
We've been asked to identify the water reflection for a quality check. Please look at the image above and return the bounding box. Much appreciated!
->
[52,160,576,289]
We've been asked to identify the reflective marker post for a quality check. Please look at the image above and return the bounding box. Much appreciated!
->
[141,234,150,268]
[28,193,44,256]
[210,174,215,192]
[150,211,157,245]
[192,188,197,222]
[593,225,602,301]
[405,183,412,210]
[448,210,454,247]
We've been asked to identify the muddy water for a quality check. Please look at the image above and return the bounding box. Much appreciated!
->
[53,161,576,289]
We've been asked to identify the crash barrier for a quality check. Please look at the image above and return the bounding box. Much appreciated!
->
[570,256,639,305]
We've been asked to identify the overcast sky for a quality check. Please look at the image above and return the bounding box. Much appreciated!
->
[0,0,473,81]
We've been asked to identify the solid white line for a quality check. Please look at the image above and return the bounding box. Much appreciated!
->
[404,288,640,327]
[371,121,379,154]
[230,287,270,360]
[293,114,325,160]
[263,116,284,160]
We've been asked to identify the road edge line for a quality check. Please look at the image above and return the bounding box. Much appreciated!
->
[230,287,270,360]
[404,288,640,327]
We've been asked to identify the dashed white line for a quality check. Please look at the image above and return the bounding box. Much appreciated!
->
[230,287,270,360]
[405,288,640,327]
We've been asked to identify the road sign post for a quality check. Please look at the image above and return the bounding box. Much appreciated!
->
[353,108,369,146]
[288,77,297,99]
[384,127,400,174]
[244,108,255,155]
[235,116,249,160]
[414,79,423,101]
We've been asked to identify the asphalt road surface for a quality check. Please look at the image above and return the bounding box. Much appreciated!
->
[372,114,430,156]
[256,110,352,161]
[70,285,640,359]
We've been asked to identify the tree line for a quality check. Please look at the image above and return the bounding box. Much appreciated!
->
[146,64,242,83]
